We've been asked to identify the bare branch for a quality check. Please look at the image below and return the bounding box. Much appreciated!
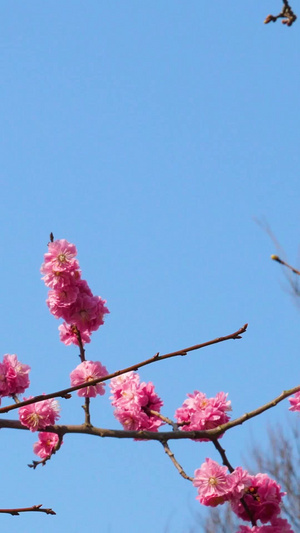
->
[264,1,297,26]
[0,504,56,516]
[0,324,248,416]
[161,441,193,481]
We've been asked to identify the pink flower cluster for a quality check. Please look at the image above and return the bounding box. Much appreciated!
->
[237,518,294,532]
[41,239,109,346]
[33,432,61,459]
[175,391,231,440]
[70,360,108,397]
[19,397,60,432]
[0,354,30,400]
[193,458,292,531]
[110,372,164,432]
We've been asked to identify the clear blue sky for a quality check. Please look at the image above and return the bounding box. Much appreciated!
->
[0,2,300,532]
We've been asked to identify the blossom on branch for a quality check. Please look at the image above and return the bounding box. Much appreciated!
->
[70,360,108,397]
[41,239,109,346]
[175,390,231,440]
[230,472,285,524]
[193,458,234,506]
[19,397,60,431]
[110,372,164,432]
[237,516,294,532]
[0,354,30,397]
[33,432,61,459]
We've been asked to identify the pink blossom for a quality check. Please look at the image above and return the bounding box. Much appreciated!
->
[193,458,234,506]
[0,354,30,397]
[231,473,285,524]
[42,269,81,290]
[227,466,253,501]
[33,432,61,459]
[175,391,231,440]
[58,323,91,346]
[110,372,164,432]
[41,239,79,274]
[67,293,109,332]
[19,397,60,431]
[289,391,300,412]
[47,285,79,316]
[3,354,31,396]
[237,517,294,532]
[0,361,8,397]
[41,239,109,345]
[110,372,140,397]
[70,360,108,397]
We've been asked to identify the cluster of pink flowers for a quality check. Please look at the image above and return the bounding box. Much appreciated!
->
[19,397,60,432]
[193,458,292,531]
[175,390,231,440]
[0,354,30,401]
[33,432,61,459]
[236,518,294,532]
[41,239,109,345]
[110,372,164,432]
[70,360,108,397]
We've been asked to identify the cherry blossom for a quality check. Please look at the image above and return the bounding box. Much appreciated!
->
[70,360,108,397]
[19,398,60,432]
[33,432,61,459]
[41,238,109,346]
[193,458,234,506]
[110,372,164,432]
[175,390,231,440]
[231,473,285,524]
[0,354,30,397]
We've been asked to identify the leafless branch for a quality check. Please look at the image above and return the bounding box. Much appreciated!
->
[264,1,297,26]
[0,504,55,516]
[0,324,248,416]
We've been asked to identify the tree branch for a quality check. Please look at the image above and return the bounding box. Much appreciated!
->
[264,1,297,26]
[161,441,193,481]
[0,504,55,516]
[0,324,248,415]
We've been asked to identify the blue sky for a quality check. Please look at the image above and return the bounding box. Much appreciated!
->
[0,2,300,532]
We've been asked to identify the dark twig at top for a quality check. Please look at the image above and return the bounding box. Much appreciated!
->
[264,1,297,26]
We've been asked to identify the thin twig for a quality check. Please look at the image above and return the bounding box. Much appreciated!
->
[0,324,248,415]
[271,255,300,276]
[264,1,297,26]
[212,439,256,526]
[0,504,55,515]
[161,441,193,481]
[147,409,178,430]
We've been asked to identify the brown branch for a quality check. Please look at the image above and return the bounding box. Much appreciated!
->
[271,255,300,276]
[0,504,55,516]
[0,383,299,442]
[0,324,248,416]
[161,441,193,481]
[212,439,256,527]
[264,1,297,26]
[83,398,92,426]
